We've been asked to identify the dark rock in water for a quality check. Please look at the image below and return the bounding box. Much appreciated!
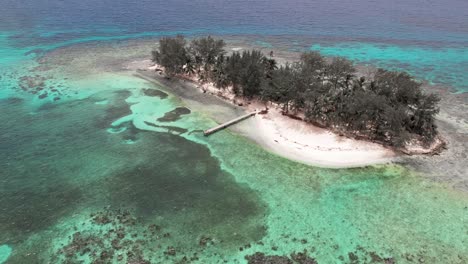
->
[53,209,159,263]
[157,107,191,122]
[60,232,104,259]
[245,252,293,264]
[19,75,47,91]
[290,250,317,264]
[199,235,213,247]
[116,228,126,239]
[246,250,317,264]
[111,238,122,250]
[164,246,176,256]
[148,224,161,234]
[348,252,359,263]
[100,250,113,260]
[92,212,112,225]
[142,88,168,99]
[128,257,151,264]
[116,209,136,225]
[144,121,188,135]
[369,251,383,262]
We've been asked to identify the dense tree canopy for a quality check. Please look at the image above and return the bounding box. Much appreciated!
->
[152,36,440,147]
[189,36,226,72]
[151,35,189,77]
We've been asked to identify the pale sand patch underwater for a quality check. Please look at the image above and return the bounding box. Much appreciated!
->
[0,245,12,264]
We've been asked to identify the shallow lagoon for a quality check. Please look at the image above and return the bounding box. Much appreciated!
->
[1,0,468,262]
[0,38,467,263]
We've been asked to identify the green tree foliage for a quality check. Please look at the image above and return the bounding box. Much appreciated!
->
[151,35,440,146]
[292,52,327,112]
[373,69,421,105]
[211,54,230,89]
[224,52,244,95]
[152,35,189,77]
[223,50,267,97]
[238,50,266,98]
[190,36,226,73]
[407,93,440,143]
[261,64,294,109]
[326,57,356,89]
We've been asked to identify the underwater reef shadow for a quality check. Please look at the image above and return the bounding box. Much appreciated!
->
[0,183,83,244]
[102,131,268,250]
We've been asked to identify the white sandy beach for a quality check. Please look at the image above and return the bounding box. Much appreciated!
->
[246,107,395,168]
[147,61,396,168]
[214,92,395,168]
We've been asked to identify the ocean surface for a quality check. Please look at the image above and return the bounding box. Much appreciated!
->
[0,0,467,263]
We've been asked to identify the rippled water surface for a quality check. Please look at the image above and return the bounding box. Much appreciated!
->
[0,1,467,263]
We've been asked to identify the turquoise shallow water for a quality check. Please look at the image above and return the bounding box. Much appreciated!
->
[311,42,468,93]
[0,245,12,263]
[1,0,468,263]
[0,38,467,263]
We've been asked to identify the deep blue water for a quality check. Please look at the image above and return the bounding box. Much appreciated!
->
[1,0,468,91]
[2,0,468,43]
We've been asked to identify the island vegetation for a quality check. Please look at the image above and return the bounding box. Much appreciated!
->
[152,35,440,149]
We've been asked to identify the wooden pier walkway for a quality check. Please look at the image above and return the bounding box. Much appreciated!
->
[204,111,257,136]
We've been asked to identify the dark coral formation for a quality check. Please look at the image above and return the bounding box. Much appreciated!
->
[144,121,188,134]
[142,88,168,99]
[198,236,213,247]
[291,250,318,264]
[52,209,158,263]
[245,248,397,264]
[19,75,47,92]
[346,246,396,264]
[245,250,318,264]
[17,75,66,100]
[245,252,294,264]
[157,107,191,122]
[52,208,254,263]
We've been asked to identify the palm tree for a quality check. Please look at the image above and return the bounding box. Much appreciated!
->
[184,57,196,76]
[262,57,278,79]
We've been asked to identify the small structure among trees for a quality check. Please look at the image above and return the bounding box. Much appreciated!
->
[152,35,441,148]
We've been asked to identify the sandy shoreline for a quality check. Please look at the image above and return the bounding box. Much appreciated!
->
[138,61,396,168]
[29,36,467,188]
[249,108,396,168]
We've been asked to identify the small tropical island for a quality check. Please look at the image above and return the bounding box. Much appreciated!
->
[145,35,445,167]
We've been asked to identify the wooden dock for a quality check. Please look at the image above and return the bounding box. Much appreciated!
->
[204,112,257,136]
